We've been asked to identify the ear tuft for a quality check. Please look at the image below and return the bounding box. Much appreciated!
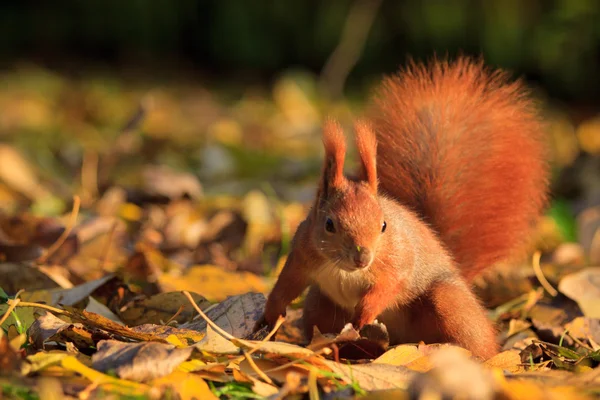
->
[321,118,347,194]
[354,120,378,193]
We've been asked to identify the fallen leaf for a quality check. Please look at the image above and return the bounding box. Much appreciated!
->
[564,317,600,347]
[194,324,238,354]
[91,339,193,381]
[558,268,600,318]
[180,292,265,338]
[130,324,205,345]
[408,347,498,400]
[323,360,414,391]
[118,291,211,326]
[61,355,151,397]
[159,265,268,301]
[28,313,95,351]
[484,350,523,373]
[0,263,61,294]
[22,274,116,308]
[0,333,21,375]
[151,370,218,400]
[374,345,423,367]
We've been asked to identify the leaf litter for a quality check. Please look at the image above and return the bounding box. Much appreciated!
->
[1,69,600,399]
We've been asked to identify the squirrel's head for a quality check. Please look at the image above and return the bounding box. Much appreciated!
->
[312,119,385,272]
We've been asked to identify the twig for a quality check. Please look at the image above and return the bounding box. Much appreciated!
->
[531,251,558,297]
[308,367,319,400]
[37,195,81,264]
[81,150,99,206]
[0,289,23,326]
[182,291,236,341]
[256,347,332,376]
[164,305,186,326]
[243,350,273,385]
[98,219,118,270]
[319,0,383,99]
[5,299,69,316]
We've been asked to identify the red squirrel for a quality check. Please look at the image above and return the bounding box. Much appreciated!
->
[257,57,549,360]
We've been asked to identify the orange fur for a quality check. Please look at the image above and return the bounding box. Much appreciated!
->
[371,56,549,280]
[354,121,378,193]
[256,56,549,360]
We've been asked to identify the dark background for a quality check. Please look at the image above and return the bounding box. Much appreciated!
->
[1,0,599,102]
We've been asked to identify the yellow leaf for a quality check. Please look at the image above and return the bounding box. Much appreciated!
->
[60,355,150,397]
[119,202,143,222]
[374,345,422,366]
[177,359,207,372]
[484,350,523,374]
[159,265,268,301]
[576,117,600,155]
[152,370,218,400]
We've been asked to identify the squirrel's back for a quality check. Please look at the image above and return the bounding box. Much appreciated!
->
[370,57,549,280]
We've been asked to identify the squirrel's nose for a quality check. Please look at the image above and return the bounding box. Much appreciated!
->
[353,246,372,268]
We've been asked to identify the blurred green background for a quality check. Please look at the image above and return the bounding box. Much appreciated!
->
[0,0,599,229]
[2,0,600,99]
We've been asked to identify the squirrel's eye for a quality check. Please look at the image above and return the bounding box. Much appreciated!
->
[381,221,387,233]
[325,217,336,233]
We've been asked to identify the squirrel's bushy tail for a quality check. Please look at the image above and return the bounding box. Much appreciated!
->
[370,56,549,280]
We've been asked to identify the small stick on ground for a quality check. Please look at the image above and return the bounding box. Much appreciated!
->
[37,195,81,264]
[532,250,558,297]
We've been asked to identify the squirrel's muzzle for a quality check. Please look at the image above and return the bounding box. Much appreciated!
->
[353,246,372,269]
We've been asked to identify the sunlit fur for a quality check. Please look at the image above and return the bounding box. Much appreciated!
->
[371,56,549,280]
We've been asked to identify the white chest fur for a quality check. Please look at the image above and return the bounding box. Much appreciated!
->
[311,263,368,311]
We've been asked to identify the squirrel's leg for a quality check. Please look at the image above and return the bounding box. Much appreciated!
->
[428,280,499,360]
[303,285,353,340]
[353,279,400,329]
[258,249,311,330]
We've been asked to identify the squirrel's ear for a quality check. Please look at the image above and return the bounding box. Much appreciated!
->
[354,120,378,193]
[320,119,346,196]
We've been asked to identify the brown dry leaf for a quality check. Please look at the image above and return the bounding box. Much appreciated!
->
[130,324,205,345]
[239,357,309,384]
[159,265,269,301]
[28,313,96,351]
[151,370,217,400]
[484,350,523,373]
[22,274,116,308]
[118,291,211,326]
[142,165,203,200]
[564,317,600,347]
[558,267,600,318]
[231,368,279,397]
[0,333,22,375]
[0,145,51,200]
[273,308,304,344]
[0,263,61,294]
[91,339,193,382]
[180,292,265,338]
[194,324,238,354]
[323,359,414,391]
[507,319,533,337]
[0,243,43,262]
